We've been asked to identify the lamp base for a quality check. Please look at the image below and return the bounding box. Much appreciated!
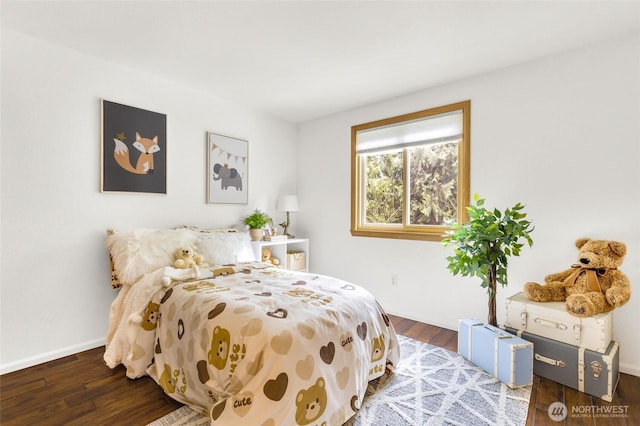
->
[279,211,295,239]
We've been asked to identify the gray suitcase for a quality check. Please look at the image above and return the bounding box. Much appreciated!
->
[505,327,619,401]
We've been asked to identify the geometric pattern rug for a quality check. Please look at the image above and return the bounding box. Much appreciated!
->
[344,335,531,426]
[148,335,531,426]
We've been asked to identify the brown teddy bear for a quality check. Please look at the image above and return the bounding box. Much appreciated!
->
[524,238,631,317]
[261,247,280,267]
[173,246,207,269]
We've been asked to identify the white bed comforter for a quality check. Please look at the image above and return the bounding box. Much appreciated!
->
[104,262,399,425]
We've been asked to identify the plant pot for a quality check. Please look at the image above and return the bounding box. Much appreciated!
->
[249,228,264,241]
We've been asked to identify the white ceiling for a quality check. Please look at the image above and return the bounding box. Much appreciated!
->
[2,1,640,123]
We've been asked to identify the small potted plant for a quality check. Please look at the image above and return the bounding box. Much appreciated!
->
[442,194,534,326]
[242,209,271,241]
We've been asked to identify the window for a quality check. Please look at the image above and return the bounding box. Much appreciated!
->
[351,100,470,241]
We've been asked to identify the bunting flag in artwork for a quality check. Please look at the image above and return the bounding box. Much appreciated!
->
[211,143,247,164]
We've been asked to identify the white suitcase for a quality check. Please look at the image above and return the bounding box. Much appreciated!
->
[504,292,613,353]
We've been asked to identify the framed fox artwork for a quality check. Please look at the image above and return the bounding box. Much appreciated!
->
[100,99,167,194]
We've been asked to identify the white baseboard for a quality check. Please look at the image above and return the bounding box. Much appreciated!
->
[0,338,105,375]
[620,363,640,377]
[386,309,457,332]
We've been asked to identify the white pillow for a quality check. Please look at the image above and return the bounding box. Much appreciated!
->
[174,225,238,233]
[196,231,256,265]
[106,228,200,286]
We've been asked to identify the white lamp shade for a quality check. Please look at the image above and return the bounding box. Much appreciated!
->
[277,195,299,212]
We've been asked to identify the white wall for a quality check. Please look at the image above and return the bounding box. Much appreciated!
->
[0,29,297,373]
[2,28,639,378]
[297,34,640,375]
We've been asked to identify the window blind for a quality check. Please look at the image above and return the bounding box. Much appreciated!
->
[355,109,463,154]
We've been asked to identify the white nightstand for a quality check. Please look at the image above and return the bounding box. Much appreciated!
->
[252,238,309,272]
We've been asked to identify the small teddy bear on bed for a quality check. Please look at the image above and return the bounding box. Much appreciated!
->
[173,246,208,269]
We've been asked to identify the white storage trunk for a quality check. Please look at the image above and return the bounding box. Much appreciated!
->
[504,292,613,353]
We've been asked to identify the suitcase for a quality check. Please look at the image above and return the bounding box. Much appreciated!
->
[505,292,613,353]
[505,327,619,402]
[458,319,533,388]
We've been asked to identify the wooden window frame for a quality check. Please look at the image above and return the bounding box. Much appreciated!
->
[350,100,471,241]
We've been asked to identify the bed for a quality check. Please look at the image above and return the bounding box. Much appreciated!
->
[104,227,400,425]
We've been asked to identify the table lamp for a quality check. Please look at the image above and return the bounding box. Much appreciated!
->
[277,195,299,238]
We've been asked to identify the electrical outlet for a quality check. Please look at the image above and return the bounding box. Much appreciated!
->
[390,275,398,287]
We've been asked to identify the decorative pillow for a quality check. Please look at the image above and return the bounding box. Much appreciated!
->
[106,228,200,286]
[196,231,256,265]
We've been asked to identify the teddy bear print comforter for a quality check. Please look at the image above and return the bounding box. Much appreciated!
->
[104,262,399,425]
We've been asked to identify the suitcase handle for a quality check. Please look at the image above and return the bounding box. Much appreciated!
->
[535,353,567,367]
[533,317,568,330]
[482,324,512,339]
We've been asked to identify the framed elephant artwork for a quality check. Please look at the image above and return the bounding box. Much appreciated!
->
[206,132,248,204]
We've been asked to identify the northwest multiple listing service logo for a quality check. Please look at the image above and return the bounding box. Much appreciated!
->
[548,402,629,421]
[548,402,568,422]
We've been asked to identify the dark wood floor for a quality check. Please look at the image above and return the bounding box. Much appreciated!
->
[1,315,638,425]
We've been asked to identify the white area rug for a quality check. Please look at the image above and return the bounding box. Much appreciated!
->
[148,335,531,426]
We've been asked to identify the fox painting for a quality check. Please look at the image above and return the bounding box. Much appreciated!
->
[113,132,160,174]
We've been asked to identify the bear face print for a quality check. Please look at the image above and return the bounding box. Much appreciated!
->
[211,267,235,277]
[159,363,177,393]
[371,334,385,362]
[158,363,187,395]
[208,325,231,370]
[295,377,327,425]
[141,302,160,331]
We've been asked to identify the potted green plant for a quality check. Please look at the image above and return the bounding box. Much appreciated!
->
[442,194,534,326]
[242,209,271,241]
